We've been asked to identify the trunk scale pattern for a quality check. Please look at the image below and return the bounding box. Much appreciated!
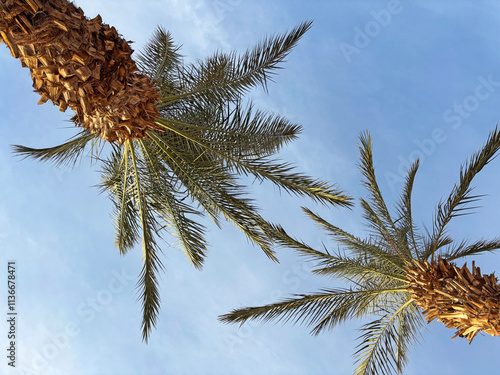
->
[407,256,500,342]
[0,0,161,144]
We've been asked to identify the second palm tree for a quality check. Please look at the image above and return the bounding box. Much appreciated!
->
[221,127,500,375]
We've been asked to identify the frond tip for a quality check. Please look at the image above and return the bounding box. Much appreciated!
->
[12,130,100,167]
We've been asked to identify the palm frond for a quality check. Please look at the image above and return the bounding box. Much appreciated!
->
[99,145,140,254]
[199,102,302,158]
[234,157,353,207]
[12,130,99,167]
[146,130,278,261]
[138,139,208,268]
[441,238,500,261]
[395,160,423,261]
[302,207,405,272]
[136,26,182,93]
[127,140,165,343]
[157,101,301,159]
[266,221,336,261]
[426,125,500,259]
[220,287,408,336]
[313,253,408,286]
[354,298,422,375]
[170,21,313,108]
[154,117,353,207]
[358,131,397,236]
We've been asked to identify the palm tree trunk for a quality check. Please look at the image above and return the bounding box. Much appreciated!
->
[407,256,500,342]
[0,0,161,144]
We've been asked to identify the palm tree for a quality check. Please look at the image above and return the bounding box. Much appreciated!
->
[220,127,500,375]
[5,4,353,341]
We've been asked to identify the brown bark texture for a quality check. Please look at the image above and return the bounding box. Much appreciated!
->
[0,0,162,144]
[407,256,500,342]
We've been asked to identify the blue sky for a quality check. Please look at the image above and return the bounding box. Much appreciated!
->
[2,0,500,374]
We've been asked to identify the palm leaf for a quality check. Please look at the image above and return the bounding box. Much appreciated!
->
[171,21,313,108]
[395,160,423,261]
[127,140,165,342]
[220,287,408,336]
[354,298,422,375]
[136,26,182,90]
[138,139,208,268]
[99,145,140,254]
[441,238,500,261]
[426,125,500,259]
[358,131,397,236]
[12,130,100,167]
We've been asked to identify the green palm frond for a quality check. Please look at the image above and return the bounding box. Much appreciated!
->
[143,130,278,261]
[197,102,302,158]
[232,157,352,207]
[126,140,165,343]
[12,130,100,167]
[100,145,140,254]
[220,286,408,335]
[137,139,208,267]
[303,208,406,270]
[153,116,352,207]
[312,253,408,287]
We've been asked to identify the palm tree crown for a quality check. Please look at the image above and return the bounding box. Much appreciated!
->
[12,22,353,342]
[220,127,500,375]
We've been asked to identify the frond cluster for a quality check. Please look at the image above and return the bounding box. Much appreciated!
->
[12,22,353,342]
[221,126,500,375]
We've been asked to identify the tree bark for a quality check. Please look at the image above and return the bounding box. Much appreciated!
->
[0,0,161,144]
[407,256,500,342]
